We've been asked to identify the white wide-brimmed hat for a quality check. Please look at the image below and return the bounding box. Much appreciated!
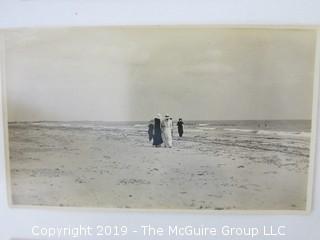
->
[155,113,162,119]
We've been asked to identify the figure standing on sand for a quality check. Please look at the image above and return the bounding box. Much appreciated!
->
[161,114,173,148]
[148,120,154,142]
[153,114,163,147]
[170,117,173,137]
[177,118,184,137]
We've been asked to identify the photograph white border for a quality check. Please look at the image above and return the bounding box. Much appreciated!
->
[0,26,318,215]
[0,1,320,239]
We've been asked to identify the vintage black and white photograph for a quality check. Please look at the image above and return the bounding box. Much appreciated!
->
[3,27,317,211]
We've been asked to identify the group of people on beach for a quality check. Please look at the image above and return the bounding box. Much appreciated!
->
[148,114,184,148]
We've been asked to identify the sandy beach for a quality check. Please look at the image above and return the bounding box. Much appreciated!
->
[9,121,310,210]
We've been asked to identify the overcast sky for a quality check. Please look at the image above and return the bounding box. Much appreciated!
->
[4,27,316,121]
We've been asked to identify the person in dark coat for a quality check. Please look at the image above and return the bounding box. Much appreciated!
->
[170,117,173,137]
[177,118,184,137]
[148,120,154,142]
[153,114,163,147]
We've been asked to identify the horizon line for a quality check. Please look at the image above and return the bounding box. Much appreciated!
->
[8,119,312,123]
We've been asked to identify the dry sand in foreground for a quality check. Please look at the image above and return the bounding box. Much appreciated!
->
[9,123,310,210]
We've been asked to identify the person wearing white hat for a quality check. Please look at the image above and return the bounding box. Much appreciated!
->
[161,114,173,148]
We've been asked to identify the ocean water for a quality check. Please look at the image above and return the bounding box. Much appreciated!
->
[185,120,311,131]
[9,120,311,138]
[185,120,311,138]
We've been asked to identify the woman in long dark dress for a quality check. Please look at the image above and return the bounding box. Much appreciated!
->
[153,114,163,147]
[177,118,184,137]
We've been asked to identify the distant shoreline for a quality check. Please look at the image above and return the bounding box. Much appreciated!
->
[8,120,311,136]
[8,119,312,124]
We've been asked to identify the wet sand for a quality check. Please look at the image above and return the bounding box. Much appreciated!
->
[9,122,310,210]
